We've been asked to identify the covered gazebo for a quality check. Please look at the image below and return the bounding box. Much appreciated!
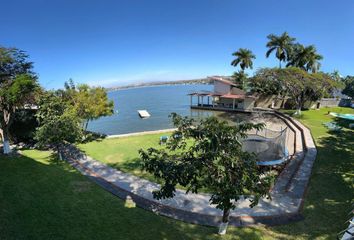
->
[188,92,222,107]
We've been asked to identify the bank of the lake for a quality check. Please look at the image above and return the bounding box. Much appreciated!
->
[88,84,213,135]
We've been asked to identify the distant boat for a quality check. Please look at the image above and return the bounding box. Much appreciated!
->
[138,110,151,118]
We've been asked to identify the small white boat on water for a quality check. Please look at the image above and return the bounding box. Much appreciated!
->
[138,110,151,118]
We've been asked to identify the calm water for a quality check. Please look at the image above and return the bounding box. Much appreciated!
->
[88,84,217,135]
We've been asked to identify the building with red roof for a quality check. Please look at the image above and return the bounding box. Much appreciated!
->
[188,76,256,111]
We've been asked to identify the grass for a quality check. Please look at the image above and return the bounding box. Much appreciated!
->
[78,133,168,183]
[1,106,353,239]
[0,149,281,239]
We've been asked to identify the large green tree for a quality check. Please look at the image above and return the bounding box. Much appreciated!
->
[57,80,114,133]
[139,114,274,234]
[74,84,114,132]
[266,32,296,68]
[251,67,336,114]
[287,44,323,73]
[0,47,39,154]
[231,70,248,90]
[35,92,82,159]
[231,48,256,91]
[342,76,354,98]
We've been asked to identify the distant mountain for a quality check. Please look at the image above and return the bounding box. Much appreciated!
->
[106,78,213,91]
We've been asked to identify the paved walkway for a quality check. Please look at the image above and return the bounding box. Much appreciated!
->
[62,111,316,226]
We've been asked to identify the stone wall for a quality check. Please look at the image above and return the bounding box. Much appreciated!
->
[254,94,290,109]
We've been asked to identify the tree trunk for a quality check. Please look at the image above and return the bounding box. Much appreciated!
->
[57,145,63,160]
[1,109,14,154]
[279,59,282,69]
[2,126,11,154]
[222,208,230,223]
[295,104,302,115]
[218,209,230,235]
[281,98,285,109]
[85,120,89,132]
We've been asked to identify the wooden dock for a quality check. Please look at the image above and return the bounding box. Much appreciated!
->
[137,110,151,118]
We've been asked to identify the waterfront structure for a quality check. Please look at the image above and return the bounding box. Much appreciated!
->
[189,76,256,111]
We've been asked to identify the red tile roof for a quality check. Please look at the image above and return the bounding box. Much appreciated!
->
[209,76,237,87]
[221,94,246,99]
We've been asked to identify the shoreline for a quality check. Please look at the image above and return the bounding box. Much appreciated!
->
[106,80,212,92]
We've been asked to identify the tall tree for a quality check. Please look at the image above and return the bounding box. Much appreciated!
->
[58,80,114,133]
[330,70,342,82]
[140,113,274,234]
[231,48,255,91]
[35,92,82,159]
[231,48,256,71]
[232,70,248,90]
[342,76,354,98]
[252,67,336,114]
[287,44,323,73]
[74,84,114,132]
[265,32,296,68]
[0,47,38,154]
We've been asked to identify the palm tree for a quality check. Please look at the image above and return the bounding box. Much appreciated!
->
[287,44,323,73]
[232,70,248,90]
[231,48,256,71]
[266,32,295,68]
[304,46,323,73]
[330,70,342,82]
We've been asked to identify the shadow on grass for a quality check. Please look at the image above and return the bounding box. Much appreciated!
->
[0,152,216,239]
[3,151,279,239]
[333,118,354,131]
[80,131,107,144]
[272,129,354,239]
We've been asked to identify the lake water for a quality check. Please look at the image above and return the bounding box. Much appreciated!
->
[87,84,283,135]
[88,84,216,135]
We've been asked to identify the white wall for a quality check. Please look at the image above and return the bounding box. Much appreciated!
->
[214,80,231,94]
[231,87,245,95]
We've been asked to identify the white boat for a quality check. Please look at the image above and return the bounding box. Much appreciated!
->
[137,110,151,118]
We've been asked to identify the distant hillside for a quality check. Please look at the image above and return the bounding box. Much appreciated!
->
[106,78,213,91]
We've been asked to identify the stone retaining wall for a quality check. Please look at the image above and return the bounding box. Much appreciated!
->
[62,111,317,227]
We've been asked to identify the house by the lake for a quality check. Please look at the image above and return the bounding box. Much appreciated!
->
[189,76,255,111]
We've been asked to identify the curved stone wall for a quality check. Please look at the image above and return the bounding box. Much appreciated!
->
[61,111,316,227]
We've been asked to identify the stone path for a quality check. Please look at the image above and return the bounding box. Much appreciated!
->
[62,111,316,227]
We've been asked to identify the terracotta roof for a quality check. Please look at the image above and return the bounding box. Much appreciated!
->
[209,76,237,87]
[221,94,246,99]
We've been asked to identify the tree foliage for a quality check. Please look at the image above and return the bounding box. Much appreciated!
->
[342,76,354,98]
[266,32,296,68]
[231,70,248,90]
[35,92,82,157]
[251,67,337,114]
[0,47,34,82]
[74,84,114,131]
[57,80,114,132]
[286,44,323,73]
[139,114,274,231]
[231,48,256,70]
[0,46,39,154]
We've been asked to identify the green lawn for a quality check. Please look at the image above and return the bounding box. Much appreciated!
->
[79,133,168,183]
[1,107,353,239]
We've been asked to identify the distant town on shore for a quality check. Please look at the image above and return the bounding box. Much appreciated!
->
[106,77,217,91]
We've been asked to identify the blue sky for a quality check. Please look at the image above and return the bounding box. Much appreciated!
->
[1,0,353,89]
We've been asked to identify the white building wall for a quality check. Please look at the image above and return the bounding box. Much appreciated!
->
[231,87,245,95]
[214,81,231,94]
